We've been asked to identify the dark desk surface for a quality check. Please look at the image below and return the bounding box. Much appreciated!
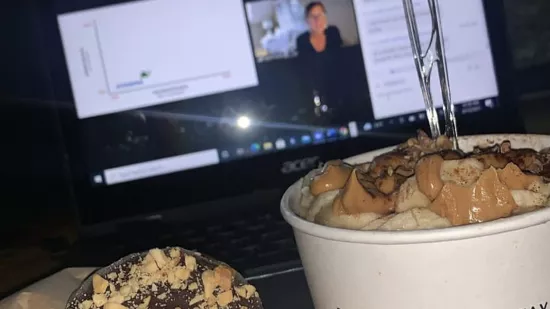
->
[250,269,315,309]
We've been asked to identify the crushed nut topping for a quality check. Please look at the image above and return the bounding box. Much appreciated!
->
[68,248,263,309]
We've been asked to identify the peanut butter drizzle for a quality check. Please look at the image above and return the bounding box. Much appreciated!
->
[415,155,444,201]
[310,161,352,196]
[497,163,541,190]
[332,169,394,216]
[375,174,397,195]
[430,167,517,226]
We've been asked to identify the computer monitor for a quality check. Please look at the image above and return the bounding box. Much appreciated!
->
[42,0,523,226]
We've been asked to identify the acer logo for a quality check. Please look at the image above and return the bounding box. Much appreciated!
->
[281,156,321,174]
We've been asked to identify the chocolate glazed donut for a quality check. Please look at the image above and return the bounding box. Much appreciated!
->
[66,247,263,309]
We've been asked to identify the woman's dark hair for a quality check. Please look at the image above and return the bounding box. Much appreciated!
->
[305,1,326,17]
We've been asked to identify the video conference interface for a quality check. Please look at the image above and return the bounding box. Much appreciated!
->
[57,0,500,186]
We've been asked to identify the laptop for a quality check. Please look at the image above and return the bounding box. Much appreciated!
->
[42,0,522,306]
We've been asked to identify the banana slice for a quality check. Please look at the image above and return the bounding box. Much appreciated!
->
[511,190,548,208]
[306,190,340,222]
[379,208,450,231]
[396,177,430,213]
[361,214,395,230]
[296,185,315,218]
[413,208,452,229]
[440,158,484,186]
[315,203,380,230]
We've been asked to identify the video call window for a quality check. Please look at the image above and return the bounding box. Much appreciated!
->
[245,0,360,62]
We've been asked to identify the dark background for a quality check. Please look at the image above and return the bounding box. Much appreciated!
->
[0,0,549,296]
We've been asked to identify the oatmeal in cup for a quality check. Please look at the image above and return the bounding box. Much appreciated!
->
[281,133,550,309]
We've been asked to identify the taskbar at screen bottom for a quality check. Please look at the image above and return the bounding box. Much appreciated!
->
[217,96,499,163]
[89,96,499,186]
[89,120,361,187]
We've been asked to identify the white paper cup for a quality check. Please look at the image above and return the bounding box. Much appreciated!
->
[281,134,550,309]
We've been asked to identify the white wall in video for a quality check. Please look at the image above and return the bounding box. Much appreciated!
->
[58,0,258,119]
[245,0,360,62]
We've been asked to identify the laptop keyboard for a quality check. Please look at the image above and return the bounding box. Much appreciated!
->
[74,209,301,277]
[173,210,301,276]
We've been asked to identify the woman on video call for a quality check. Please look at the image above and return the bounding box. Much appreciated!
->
[297,1,343,54]
[297,1,345,125]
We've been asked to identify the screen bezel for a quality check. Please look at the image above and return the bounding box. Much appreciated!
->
[39,0,525,226]
[516,63,550,96]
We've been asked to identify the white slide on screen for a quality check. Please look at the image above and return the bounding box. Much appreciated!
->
[58,0,258,119]
[352,0,499,120]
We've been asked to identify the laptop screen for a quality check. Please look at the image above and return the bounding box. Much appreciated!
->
[57,0,499,186]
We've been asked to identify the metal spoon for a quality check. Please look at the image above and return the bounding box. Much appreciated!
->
[402,0,459,149]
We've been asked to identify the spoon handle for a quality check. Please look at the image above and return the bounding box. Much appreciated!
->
[402,0,459,149]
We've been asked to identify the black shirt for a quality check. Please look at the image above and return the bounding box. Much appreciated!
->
[296,26,344,117]
[296,25,343,55]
